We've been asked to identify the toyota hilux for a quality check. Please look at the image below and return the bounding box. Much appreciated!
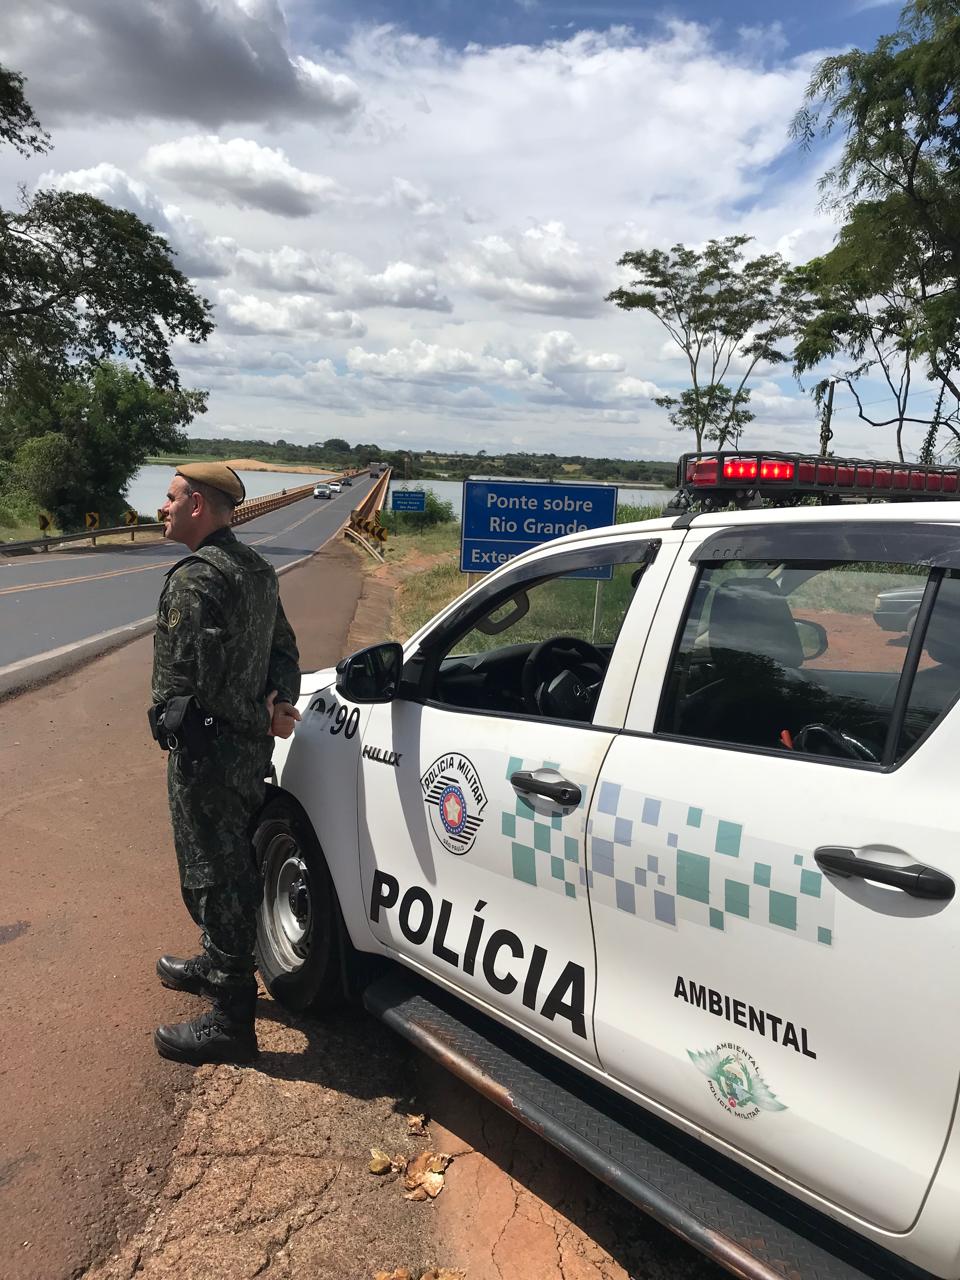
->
[255,451,960,1280]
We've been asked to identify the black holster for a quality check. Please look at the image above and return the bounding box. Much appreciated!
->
[148,695,219,761]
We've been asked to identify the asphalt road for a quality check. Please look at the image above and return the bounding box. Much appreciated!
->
[0,477,374,671]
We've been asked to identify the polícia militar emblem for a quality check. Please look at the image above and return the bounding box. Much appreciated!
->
[688,1043,787,1120]
[420,753,487,855]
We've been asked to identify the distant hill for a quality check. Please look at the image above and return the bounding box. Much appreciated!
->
[150,439,676,487]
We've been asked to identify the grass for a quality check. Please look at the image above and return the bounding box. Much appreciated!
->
[0,519,45,543]
[384,521,466,642]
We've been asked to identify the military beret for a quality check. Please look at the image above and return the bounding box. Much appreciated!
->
[176,462,246,506]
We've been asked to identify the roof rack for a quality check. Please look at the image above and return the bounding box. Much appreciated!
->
[668,450,960,512]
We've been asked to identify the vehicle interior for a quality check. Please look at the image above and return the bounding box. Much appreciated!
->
[661,562,960,763]
[430,560,649,722]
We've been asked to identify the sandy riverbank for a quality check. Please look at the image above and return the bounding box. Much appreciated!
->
[222,457,338,475]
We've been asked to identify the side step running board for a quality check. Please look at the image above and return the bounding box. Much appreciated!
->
[363,970,934,1280]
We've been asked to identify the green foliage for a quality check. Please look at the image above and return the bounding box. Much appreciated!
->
[607,236,807,449]
[792,256,930,460]
[1,188,213,392]
[14,432,73,510]
[381,488,456,533]
[153,438,679,485]
[0,454,35,529]
[616,502,667,523]
[793,1,960,426]
[654,384,754,450]
[7,362,204,530]
[0,65,49,156]
[0,61,212,393]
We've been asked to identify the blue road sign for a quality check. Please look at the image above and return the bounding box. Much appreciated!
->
[392,489,427,512]
[460,480,617,576]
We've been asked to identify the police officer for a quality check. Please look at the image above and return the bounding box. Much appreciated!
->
[151,463,301,1065]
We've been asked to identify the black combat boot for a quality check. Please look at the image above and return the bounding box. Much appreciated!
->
[156,953,217,998]
[154,989,258,1066]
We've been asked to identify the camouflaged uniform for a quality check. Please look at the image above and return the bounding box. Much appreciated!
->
[152,525,300,1003]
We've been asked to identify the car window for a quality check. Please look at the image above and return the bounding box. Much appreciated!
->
[657,559,930,764]
[898,571,960,754]
[428,552,650,723]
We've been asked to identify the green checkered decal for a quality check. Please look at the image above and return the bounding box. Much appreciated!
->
[587,782,835,947]
[503,756,585,899]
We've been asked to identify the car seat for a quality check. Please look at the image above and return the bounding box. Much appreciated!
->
[677,578,811,747]
[900,586,960,745]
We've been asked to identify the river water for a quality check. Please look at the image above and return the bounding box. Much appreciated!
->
[124,464,333,516]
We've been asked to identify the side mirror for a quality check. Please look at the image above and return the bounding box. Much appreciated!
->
[795,618,828,662]
[335,642,404,703]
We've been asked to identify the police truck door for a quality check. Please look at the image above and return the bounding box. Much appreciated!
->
[357,532,679,1065]
[589,518,960,1235]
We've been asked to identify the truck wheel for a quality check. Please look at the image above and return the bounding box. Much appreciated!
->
[254,800,344,1013]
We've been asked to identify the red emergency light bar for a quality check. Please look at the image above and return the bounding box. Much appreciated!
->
[676,450,960,509]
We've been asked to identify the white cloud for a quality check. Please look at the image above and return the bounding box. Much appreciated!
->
[610,376,663,399]
[346,339,525,381]
[144,135,344,216]
[232,246,452,310]
[531,330,623,374]
[383,177,447,217]
[1,12,860,457]
[232,246,338,293]
[455,222,605,316]
[217,289,366,337]
[339,261,452,311]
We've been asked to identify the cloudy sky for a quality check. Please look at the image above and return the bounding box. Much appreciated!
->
[1,0,926,462]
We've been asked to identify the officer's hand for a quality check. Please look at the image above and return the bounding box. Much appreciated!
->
[266,690,302,738]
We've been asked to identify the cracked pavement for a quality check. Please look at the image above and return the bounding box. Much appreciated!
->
[85,1007,436,1280]
[420,1057,725,1280]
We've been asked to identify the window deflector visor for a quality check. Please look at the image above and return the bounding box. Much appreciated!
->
[693,522,960,569]
[415,539,662,654]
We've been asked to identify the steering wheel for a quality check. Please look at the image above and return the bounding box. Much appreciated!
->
[521,636,607,719]
[791,723,880,763]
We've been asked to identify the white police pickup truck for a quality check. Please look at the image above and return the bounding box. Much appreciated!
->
[256,451,960,1280]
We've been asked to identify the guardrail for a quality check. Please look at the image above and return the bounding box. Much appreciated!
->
[345,468,392,561]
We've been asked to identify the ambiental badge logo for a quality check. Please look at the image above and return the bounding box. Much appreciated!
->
[420,754,488,855]
[688,1044,787,1120]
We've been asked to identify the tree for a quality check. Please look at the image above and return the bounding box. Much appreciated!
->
[0,66,49,156]
[654,384,755,451]
[792,258,940,460]
[792,0,960,409]
[8,362,205,530]
[0,62,213,392]
[607,236,804,450]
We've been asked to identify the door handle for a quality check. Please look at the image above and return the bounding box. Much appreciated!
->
[814,847,955,900]
[510,770,581,807]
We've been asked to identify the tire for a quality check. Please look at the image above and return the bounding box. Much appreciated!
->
[254,799,344,1013]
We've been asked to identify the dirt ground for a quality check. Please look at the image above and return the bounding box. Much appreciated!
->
[0,532,720,1280]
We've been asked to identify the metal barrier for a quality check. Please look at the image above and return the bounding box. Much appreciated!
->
[345,468,391,559]
[346,469,392,561]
